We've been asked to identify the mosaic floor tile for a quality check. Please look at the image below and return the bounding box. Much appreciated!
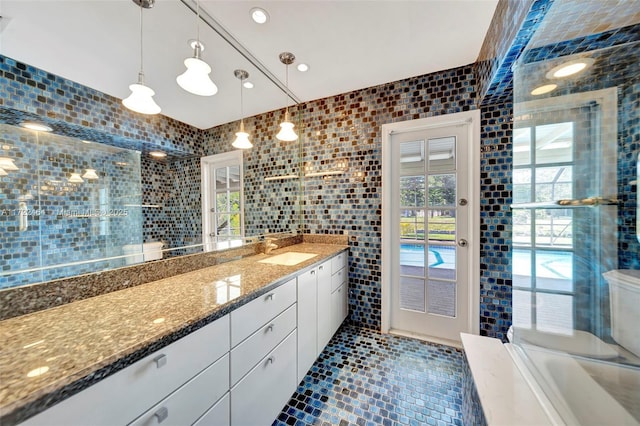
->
[274,325,468,426]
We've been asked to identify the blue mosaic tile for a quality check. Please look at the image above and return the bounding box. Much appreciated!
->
[274,325,485,426]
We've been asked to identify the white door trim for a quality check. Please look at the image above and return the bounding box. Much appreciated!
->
[381,110,481,339]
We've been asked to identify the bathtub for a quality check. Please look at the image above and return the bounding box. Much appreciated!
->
[507,343,640,425]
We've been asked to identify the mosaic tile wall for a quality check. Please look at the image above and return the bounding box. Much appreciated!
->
[0,55,201,156]
[202,111,303,237]
[477,0,554,106]
[0,123,142,288]
[478,102,513,340]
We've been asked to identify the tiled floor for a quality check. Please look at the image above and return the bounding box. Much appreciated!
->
[274,325,467,426]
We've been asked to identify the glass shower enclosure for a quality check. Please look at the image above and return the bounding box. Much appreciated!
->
[0,123,142,288]
[510,25,639,425]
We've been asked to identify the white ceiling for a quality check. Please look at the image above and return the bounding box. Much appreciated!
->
[0,0,498,130]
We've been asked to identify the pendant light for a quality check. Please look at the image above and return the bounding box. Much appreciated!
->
[176,0,218,96]
[232,69,252,149]
[122,0,161,115]
[82,169,100,180]
[275,52,298,142]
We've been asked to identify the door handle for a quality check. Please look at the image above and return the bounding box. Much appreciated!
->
[458,239,468,247]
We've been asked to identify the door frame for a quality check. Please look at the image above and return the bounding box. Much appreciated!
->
[201,150,245,253]
[381,110,481,340]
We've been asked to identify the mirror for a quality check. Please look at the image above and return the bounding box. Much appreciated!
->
[0,1,303,289]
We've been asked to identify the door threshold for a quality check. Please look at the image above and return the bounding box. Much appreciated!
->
[388,328,463,349]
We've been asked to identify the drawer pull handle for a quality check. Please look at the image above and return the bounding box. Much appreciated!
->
[153,354,167,368]
[267,356,276,365]
[266,323,275,333]
[153,407,169,423]
[319,265,324,270]
[311,270,315,275]
[265,293,275,301]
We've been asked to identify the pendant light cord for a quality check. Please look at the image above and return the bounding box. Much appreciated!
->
[138,4,144,82]
[284,62,289,120]
[239,76,245,131]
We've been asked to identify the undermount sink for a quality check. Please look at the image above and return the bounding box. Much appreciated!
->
[258,252,318,266]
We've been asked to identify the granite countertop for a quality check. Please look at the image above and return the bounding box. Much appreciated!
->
[0,243,348,424]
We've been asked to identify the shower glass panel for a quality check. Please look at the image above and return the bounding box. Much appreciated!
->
[511,32,639,425]
[0,123,142,289]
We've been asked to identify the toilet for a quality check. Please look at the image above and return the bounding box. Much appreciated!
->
[509,269,640,359]
[122,241,164,265]
[603,269,640,358]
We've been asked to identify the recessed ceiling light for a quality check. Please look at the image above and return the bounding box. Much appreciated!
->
[250,7,269,24]
[531,84,557,95]
[297,63,309,72]
[149,151,167,158]
[20,122,52,132]
[546,58,594,79]
[243,81,254,89]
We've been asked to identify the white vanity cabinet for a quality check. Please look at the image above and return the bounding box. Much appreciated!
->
[21,316,230,426]
[297,260,331,382]
[230,278,297,426]
[330,252,349,336]
[18,249,349,426]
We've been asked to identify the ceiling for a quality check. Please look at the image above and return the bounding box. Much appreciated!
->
[0,0,498,130]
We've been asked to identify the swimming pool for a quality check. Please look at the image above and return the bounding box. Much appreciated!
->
[399,244,573,279]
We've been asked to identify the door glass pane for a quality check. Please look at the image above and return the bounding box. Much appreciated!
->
[513,210,532,245]
[428,136,455,171]
[427,280,455,317]
[400,176,425,207]
[514,127,531,166]
[513,169,531,203]
[512,290,532,329]
[400,209,425,240]
[216,193,228,213]
[427,174,455,207]
[535,122,573,164]
[535,251,573,292]
[427,209,455,242]
[428,245,455,281]
[534,209,573,248]
[400,140,425,173]
[400,243,425,277]
[399,276,426,312]
[229,191,240,213]
[217,214,230,234]
[513,249,532,288]
[536,292,574,334]
[535,167,573,202]
[230,213,241,235]
[216,167,228,189]
[228,166,240,189]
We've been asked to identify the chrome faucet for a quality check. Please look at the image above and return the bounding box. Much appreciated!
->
[264,237,278,254]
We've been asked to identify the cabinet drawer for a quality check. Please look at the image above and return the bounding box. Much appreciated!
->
[22,316,230,426]
[231,278,296,347]
[230,304,296,385]
[331,268,347,292]
[129,354,229,426]
[331,251,347,274]
[193,393,230,426]
[231,331,297,426]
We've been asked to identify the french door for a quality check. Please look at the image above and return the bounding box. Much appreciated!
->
[382,111,479,344]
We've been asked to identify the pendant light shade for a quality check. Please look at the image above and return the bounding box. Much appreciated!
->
[82,169,99,180]
[276,52,298,142]
[177,1,217,96]
[123,77,161,115]
[0,168,7,176]
[276,116,298,142]
[68,173,84,184]
[177,43,218,96]
[123,0,161,115]
[232,69,253,149]
[0,157,19,171]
